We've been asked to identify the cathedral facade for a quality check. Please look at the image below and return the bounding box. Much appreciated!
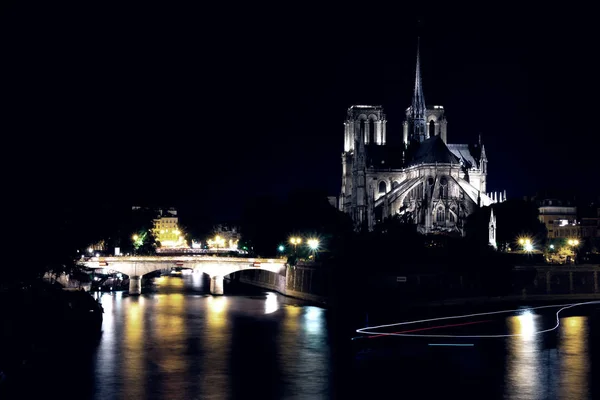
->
[339,45,505,235]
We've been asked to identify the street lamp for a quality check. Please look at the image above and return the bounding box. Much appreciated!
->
[307,238,319,251]
[289,237,302,254]
[132,234,139,241]
[517,237,533,252]
[212,235,225,250]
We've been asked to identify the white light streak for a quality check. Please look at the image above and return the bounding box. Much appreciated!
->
[356,301,600,338]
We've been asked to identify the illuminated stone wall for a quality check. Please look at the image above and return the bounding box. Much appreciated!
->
[239,262,328,304]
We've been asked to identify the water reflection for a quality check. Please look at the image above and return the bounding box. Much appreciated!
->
[63,277,596,400]
[559,317,589,400]
[304,306,324,335]
[276,305,329,398]
[153,293,187,397]
[202,296,231,399]
[265,292,279,314]
[123,297,145,399]
[505,311,542,399]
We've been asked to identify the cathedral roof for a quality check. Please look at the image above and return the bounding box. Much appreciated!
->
[365,144,405,169]
[447,143,485,169]
[447,144,477,168]
[408,135,460,166]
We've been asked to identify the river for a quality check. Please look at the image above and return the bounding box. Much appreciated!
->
[4,275,599,399]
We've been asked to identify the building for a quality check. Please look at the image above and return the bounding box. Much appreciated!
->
[580,207,600,238]
[550,219,581,240]
[537,197,577,239]
[153,208,185,248]
[206,224,241,251]
[339,42,504,234]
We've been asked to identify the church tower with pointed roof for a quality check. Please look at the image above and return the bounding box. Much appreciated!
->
[339,40,505,234]
[407,39,427,143]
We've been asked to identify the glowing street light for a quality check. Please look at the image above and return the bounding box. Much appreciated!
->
[278,245,285,252]
[289,237,302,254]
[209,235,226,250]
[517,237,533,252]
[307,239,319,250]
[132,234,139,241]
[568,239,579,246]
[549,244,555,249]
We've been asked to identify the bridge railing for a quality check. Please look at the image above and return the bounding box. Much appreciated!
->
[82,255,287,264]
[155,248,248,255]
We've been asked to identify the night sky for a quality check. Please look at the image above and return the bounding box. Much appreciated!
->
[4,3,598,221]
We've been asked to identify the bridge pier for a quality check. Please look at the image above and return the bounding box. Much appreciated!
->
[210,276,224,295]
[129,276,142,295]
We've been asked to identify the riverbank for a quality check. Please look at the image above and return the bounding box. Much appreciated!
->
[238,262,328,304]
[0,282,103,397]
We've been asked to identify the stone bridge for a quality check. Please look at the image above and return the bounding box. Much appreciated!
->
[81,256,286,295]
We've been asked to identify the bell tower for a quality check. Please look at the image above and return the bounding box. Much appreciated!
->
[340,105,386,229]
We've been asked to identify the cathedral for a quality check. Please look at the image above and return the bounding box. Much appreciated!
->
[339,44,505,235]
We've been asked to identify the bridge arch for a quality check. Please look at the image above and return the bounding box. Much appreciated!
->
[82,257,286,296]
[193,262,285,295]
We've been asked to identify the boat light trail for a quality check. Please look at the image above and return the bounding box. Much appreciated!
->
[367,319,492,338]
[355,301,600,339]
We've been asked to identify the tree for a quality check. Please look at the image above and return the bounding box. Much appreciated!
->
[239,195,286,257]
[465,200,547,251]
[177,208,215,244]
[493,199,547,249]
[238,189,353,258]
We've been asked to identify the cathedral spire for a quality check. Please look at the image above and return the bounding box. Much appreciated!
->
[410,37,427,143]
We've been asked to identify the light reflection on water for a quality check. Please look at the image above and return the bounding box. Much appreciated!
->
[505,310,592,400]
[505,312,543,399]
[91,276,330,400]
[81,278,597,400]
[265,292,279,314]
[123,297,145,399]
[559,317,589,400]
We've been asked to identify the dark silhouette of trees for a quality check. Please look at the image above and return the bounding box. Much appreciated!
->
[4,200,159,286]
[238,189,353,258]
[177,207,216,245]
[465,199,547,251]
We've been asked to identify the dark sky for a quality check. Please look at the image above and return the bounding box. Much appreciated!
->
[3,3,599,221]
